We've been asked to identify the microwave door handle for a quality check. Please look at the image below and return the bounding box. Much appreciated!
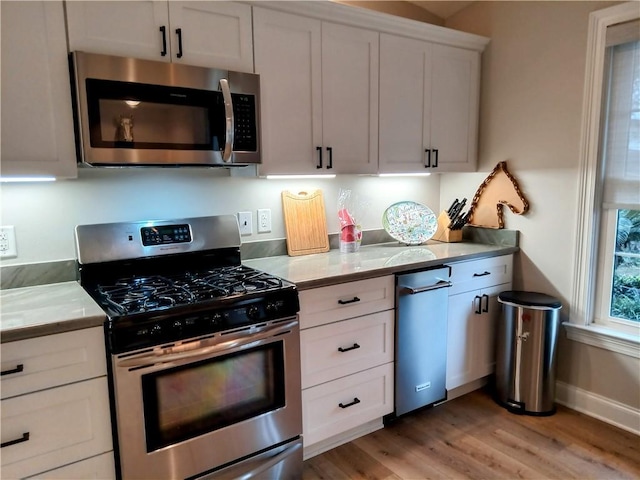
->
[219,78,234,162]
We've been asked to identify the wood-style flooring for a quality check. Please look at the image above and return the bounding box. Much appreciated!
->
[303,389,640,479]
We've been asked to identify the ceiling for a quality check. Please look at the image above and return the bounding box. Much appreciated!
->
[408,1,475,19]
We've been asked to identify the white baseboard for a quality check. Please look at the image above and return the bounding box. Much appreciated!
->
[555,381,640,436]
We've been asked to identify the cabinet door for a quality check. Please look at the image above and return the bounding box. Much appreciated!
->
[66,1,170,61]
[379,33,432,173]
[476,283,510,380]
[1,378,112,480]
[168,1,253,71]
[0,1,76,179]
[446,289,477,390]
[446,282,512,390]
[253,7,322,175]
[429,44,480,172]
[321,23,378,174]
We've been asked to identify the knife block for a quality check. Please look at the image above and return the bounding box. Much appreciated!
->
[432,211,463,243]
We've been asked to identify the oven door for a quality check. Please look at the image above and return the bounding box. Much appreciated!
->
[111,318,301,480]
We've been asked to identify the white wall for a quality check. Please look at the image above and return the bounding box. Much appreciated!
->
[443,0,639,410]
[0,168,440,265]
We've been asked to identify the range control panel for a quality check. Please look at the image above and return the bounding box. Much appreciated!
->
[141,224,192,246]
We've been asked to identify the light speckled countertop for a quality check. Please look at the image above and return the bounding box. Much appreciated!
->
[0,281,106,343]
[0,241,517,342]
[244,241,518,290]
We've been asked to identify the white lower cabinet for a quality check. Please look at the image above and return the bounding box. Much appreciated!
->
[302,363,394,446]
[299,276,395,456]
[446,255,513,392]
[26,453,115,480]
[0,327,114,480]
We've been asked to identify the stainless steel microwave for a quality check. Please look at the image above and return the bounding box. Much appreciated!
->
[70,51,260,167]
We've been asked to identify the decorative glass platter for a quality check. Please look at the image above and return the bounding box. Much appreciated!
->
[382,201,437,245]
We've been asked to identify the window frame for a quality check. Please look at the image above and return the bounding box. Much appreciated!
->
[568,2,640,358]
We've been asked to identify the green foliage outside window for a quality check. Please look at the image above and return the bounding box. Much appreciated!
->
[611,209,640,322]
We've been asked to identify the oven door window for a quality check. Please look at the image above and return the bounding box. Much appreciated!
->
[142,342,285,452]
[85,78,224,151]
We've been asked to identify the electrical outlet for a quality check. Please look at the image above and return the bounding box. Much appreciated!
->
[237,212,252,236]
[258,209,272,233]
[0,226,17,258]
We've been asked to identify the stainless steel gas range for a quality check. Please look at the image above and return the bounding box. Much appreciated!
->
[75,215,302,480]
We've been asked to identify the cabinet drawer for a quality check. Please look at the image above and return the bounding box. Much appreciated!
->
[302,363,394,446]
[447,255,513,296]
[26,452,115,480]
[301,310,394,388]
[299,276,394,329]
[1,327,107,400]
[1,377,113,479]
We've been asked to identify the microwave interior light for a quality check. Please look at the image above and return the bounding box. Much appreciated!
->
[377,173,432,177]
[265,174,336,180]
[125,100,141,107]
[0,176,56,183]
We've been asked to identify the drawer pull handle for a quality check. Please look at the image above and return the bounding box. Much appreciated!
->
[338,398,361,409]
[473,271,491,277]
[1,432,30,448]
[338,296,360,305]
[1,364,24,376]
[338,343,360,353]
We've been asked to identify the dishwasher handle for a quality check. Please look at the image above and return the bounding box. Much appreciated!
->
[399,280,452,295]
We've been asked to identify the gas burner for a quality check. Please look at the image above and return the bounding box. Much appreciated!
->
[94,266,286,316]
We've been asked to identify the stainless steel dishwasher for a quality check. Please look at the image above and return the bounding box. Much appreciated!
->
[394,266,451,417]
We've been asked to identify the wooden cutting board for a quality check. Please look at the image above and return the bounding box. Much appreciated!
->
[282,190,330,256]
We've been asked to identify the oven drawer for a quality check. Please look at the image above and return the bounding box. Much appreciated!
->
[1,377,113,480]
[446,254,513,296]
[299,276,394,329]
[0,327,107,400]
[301,310,394,389]
[302,363,394,446]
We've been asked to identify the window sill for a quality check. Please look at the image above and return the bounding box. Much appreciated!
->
[563,322,639,358]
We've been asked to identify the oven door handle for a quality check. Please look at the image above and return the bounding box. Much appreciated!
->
[116,320,297,369]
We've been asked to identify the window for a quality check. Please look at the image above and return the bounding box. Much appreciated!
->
[570,3,640,357]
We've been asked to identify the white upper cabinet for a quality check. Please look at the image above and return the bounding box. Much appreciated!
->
[0,1,77,179]
[253,7,379,175]
[379,34,480,173]
[66,1,254,72]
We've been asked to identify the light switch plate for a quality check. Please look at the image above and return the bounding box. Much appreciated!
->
[0,226,17,258]
[237,212,252,236]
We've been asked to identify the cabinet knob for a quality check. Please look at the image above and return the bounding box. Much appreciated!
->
[159,26,167,56]
[326,146,333,169]
[1,432,30,449]
[338,343,361,353]
[338,398,361,409]
[175,28,183,58]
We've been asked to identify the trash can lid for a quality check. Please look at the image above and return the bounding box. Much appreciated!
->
[498,291,562,310]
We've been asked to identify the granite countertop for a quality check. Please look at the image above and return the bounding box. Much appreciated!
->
[0,281,106,343]
[244,241,518,290]
[0,240,517,343]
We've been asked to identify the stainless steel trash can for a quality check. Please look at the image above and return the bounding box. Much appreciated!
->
[495,291,562,415]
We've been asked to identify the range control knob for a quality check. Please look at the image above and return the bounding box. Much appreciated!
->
[150,324,162,336]
[172,320,182,330]
[211,313,223,325]
[265,302,279,314]
[247,305,260,320]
